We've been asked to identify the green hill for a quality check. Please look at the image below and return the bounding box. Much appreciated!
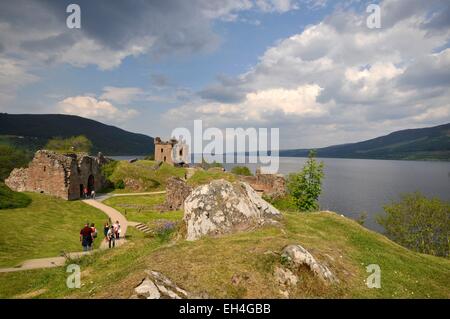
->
[0,113,154,156]
[0,203,448,298]
[281,123,450,161]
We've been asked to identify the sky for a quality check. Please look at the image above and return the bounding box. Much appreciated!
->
[0,0,449,149]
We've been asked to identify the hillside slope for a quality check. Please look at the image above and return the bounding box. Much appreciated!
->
[281,123,450,161]
[0,113,154,155]
[0,209,448,298]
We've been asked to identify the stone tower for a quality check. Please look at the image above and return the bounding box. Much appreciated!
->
[154,136,189,166]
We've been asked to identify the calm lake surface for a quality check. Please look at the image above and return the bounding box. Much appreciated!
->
[110,156,450,233]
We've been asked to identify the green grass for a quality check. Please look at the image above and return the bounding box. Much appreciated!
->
[0,193,108,267]
[267,194,298,212]
[0,209,448,299]
[187,169,236,186]
[0,182,32,210]
[103,195,183,224]
[109,160,186,192]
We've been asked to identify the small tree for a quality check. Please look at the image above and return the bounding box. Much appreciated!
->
[287,150,324,211]
[377,193,449,257]
[45,135,93,154]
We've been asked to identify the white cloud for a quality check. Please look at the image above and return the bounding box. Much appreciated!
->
[255,0,299,13]
[165,0,450,148]
[57,96,138,123]
[0,57,38,106]
[168,84,328,127]
[55,36,155,71]
[100,86,145,104]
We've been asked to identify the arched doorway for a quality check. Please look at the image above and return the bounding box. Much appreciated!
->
[87,175,95,193]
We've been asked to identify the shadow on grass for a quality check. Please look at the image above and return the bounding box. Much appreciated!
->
[0,182,32,210]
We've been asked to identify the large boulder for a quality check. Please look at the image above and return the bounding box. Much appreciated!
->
[131,270,189,299]
[183,179,281,241]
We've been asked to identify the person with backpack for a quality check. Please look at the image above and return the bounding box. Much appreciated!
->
[107,226,116,248]
[80,223,93,252]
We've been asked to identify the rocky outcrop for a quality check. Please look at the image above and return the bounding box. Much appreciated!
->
[238,169,286,199]
[183,179,281,241]
[123,178,145,191]
[131,270,189,299]
[273,266,298,287]
[281,244,338,284]
[162,177,192,211]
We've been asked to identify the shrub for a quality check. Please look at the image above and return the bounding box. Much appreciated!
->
[231,166,252,176]
[45,135,93,154]
[155,221,177,243]
[287,150,324,212]
[115,180,125,189]
[201,159,224,170]
[377,192,449,257]
[101,160,118,180]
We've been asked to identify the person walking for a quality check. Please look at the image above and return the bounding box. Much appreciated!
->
[80,223,93,252]
[90,189,96,199]
[114,220,121,239]
[103,222,109,239]
[83,186,88,199]
[107,226,115,248]
[90,223,97,250]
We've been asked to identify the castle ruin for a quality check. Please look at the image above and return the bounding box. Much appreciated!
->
[154,137,189,166]
[5,150,108,200]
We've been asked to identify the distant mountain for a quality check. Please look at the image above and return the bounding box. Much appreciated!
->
[280,123,450,161]
[0,113,154,156]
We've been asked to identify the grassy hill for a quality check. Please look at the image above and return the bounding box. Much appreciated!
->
[0,197,448,298]
[281,123,450,161]
[0,113,154,156]
[0,193,107,267]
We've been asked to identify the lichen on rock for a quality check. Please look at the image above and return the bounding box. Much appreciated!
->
[281,244,338,284]
[183,179,281,241]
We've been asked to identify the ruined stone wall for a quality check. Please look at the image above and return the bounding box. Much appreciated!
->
[238,172,286,199]
[6,150,71,199]
[67,155,106,200]
[5,150,107,200]
[162,177,192,211]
